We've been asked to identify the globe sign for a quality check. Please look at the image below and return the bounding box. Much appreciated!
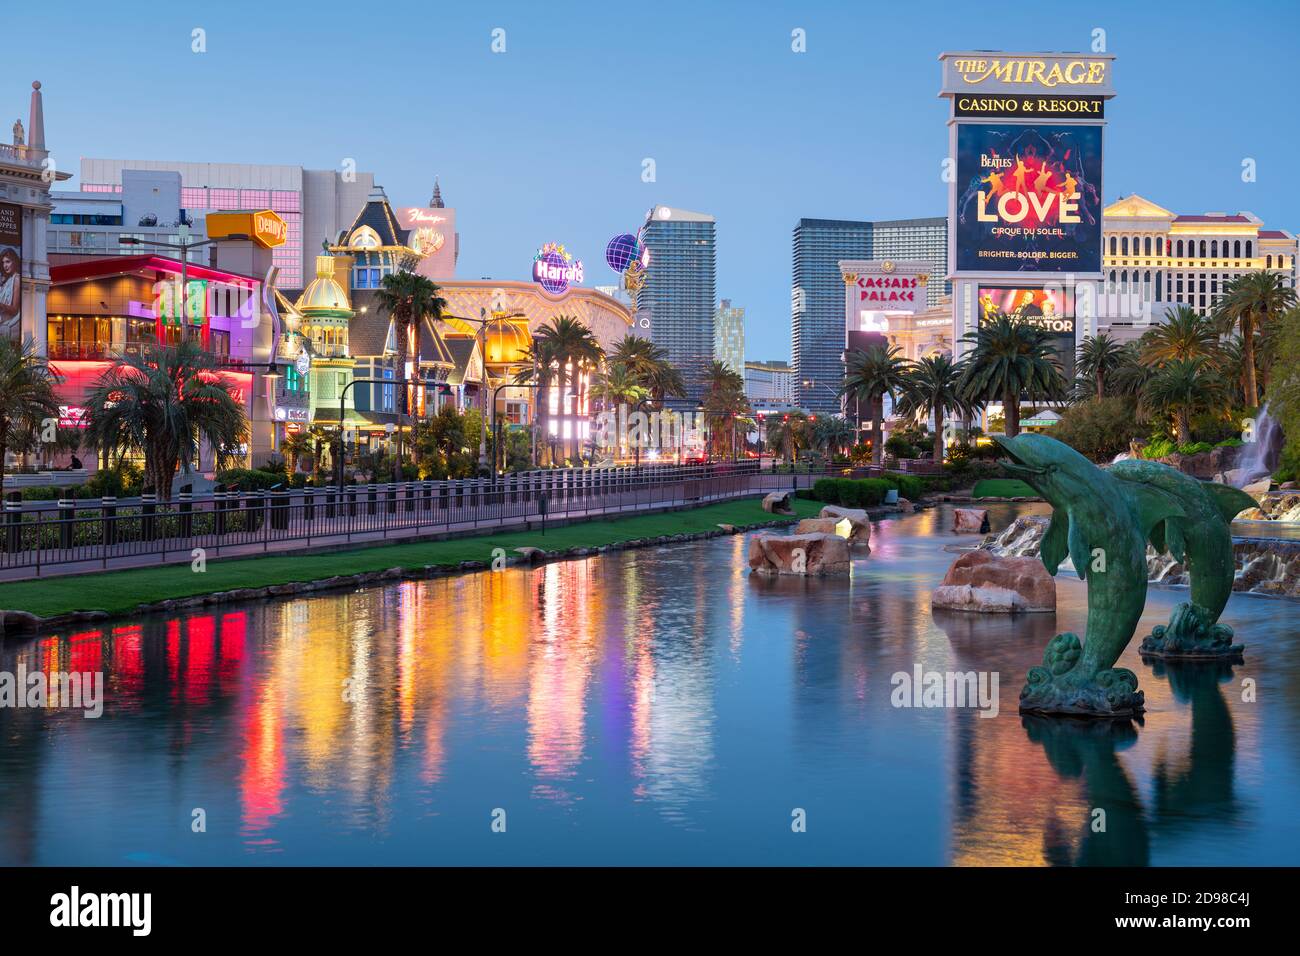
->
[605,233,641,274]
[535,248,571,295]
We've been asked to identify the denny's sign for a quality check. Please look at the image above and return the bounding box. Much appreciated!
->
[206,209,288,249]
[939,52,1115,98]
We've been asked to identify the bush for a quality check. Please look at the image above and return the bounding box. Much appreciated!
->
[1140,437,1176,460]
[885,434,920,459]
[882,473,924,500]
[1050,397,1142,463]
[216,468,284,491]
[77,463,144,498]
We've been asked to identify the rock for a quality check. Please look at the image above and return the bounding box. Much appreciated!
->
[796,517,840,535]
[953,507,990,534]
[818,505,872,546]
[1282,481,1297,490]
[984,514,1050,558]
[747,532,850,576]
[932,550,1056,612]
[896,497,915,514]
[717,523,736,532]
[514,546,545,562]
[761,491,795,514]
[1243,479,1274,498]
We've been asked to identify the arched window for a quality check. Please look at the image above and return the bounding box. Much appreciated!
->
[1120,236,1128,256]
[1234,240,1241,258]
[1176,240,1184,257]
[1109,235,1117,255]
[1199,240,1207,258]
[1267,255,1273,269]
[1211,240,1218,258]
[1246,241,1253,258]
[1144,236,1152,256]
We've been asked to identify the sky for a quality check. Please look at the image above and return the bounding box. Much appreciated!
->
[9,0,1300,361]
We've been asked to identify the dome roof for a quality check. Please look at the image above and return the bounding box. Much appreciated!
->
[482,320,531,366]
[296,255,353,318]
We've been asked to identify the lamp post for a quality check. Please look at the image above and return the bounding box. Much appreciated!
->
[333,377,391,489]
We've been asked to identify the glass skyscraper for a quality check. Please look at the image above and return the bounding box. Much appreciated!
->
[791,216,947,414]
[713,298,745,374]
[639,205,716,406]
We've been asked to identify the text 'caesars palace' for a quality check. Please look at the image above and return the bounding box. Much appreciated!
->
[2,48,1297,465]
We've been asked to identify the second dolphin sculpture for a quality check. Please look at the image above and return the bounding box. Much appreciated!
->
[1108,459,1256,660]
[993,434,1188,717]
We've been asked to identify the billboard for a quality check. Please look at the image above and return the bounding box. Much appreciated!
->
[398,206,457,280]
[955,123,1102,273]
[0,202,21,341]
[978,285,1076,379]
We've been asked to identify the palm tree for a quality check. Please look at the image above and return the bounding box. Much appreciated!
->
[82,341,248,499]
[1139,305,1221,367]
[959,314,1065,437]
[1075,333,1128,402]
[375,271,448,475]
[895,354,968,461]
[1216,271,1297,407]
[608,333,685,410]
[0,338,61,502]
[700,360,751,460]
[530,316,604,465]
[1141,357,1227,445]
[590,364,649,462]
[281,431,313,475]
[766,410,810,465]
[841,344,909,465]
[811,415,854,459]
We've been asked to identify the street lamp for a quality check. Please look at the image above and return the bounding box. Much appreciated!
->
[119,230,252,345]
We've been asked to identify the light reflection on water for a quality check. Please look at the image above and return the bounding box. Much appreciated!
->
[1,503,1298,866]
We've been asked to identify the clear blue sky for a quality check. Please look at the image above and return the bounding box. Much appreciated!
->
[10,0,1299,361]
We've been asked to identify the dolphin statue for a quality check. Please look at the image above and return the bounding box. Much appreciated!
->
[1107,459,1254,659]
[993,434,1188,716]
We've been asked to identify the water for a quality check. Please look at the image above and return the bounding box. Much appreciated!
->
[1234,402,1283,485]
[2,503,1298,866]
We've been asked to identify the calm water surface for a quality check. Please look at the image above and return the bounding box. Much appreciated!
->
[2,503,1298,866]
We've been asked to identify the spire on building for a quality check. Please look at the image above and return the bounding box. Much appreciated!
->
[430,177,444,208]
[28,80,44,150]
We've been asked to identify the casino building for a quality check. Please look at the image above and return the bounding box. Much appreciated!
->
[1097,194,1296,341]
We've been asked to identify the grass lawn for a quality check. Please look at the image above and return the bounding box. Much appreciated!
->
[0,496,823,619]
[972,478,1038,499]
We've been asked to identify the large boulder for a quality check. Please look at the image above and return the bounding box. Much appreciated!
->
[796,517,839,535]
[953,507,990,534]
[817,505,872,546]
[761,491,794,515]
[932,549,1056,612]
[747,532,850,576]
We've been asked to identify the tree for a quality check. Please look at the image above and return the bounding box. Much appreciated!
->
[82,341,248,499]
[1216,271,1297,407]
[1075,333,1128,402]
[700,360,751,460]
[0,338,61,502]
[895,353,968,461]
[1051,395,1143,462]
[608,333,685,409]
[528,316,604,465]
[765,411,810,465]
[811,415,854,459]
[375,271,447,477]
[281,431,313,475]
[841,344,909,464]
[959,314,1064,437]
[1270,305,1300,478]
[590,364,648,462]
[1139,305,1221,367]
[1140,357,1227,445]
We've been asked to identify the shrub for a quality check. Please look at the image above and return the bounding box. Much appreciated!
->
[1140,437,1176,460]
[1050,396,1142,463]
[885,434,920,459]
[216,468,283,491]
[812,478,838,502]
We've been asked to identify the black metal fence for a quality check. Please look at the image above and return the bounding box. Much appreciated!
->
[1,461,823,578]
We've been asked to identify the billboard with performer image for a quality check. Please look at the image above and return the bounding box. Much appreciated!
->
[955,123,1102,273]
[0,202,22,341]
[979,284,1076,378]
